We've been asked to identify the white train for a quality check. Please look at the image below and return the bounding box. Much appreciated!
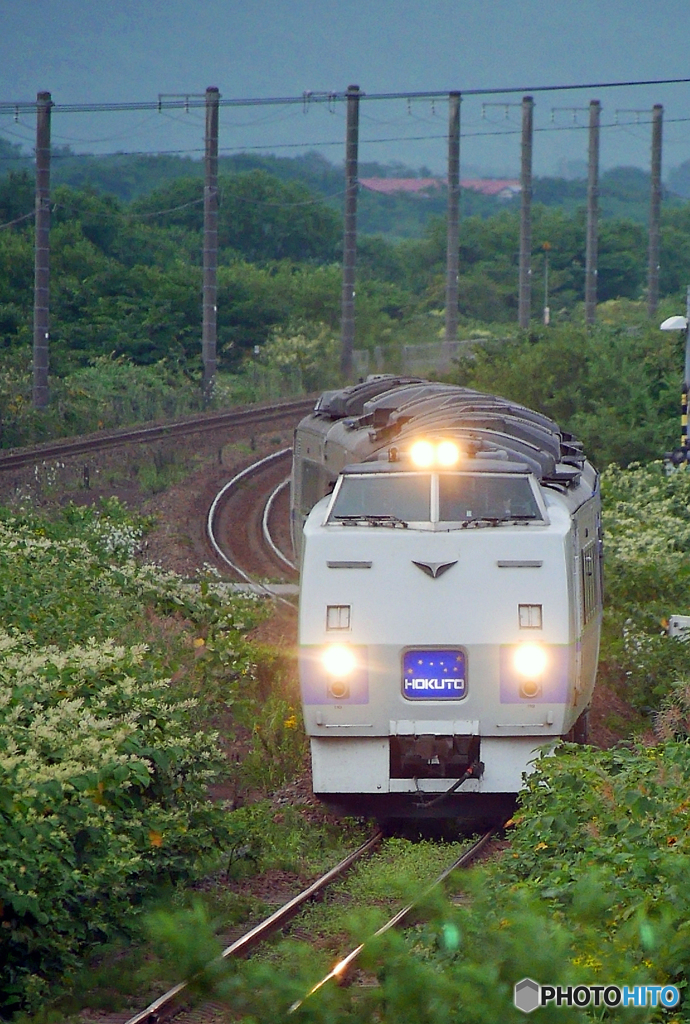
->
[292,377,602,820]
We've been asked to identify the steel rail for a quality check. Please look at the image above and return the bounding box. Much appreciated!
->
[289,825,499,1014]
[206,448,294,602]
[262,477,296,571]
[123,830,383,1024]
[0,398,314,471]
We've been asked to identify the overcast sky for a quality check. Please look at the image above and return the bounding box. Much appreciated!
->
[2,0,690,176]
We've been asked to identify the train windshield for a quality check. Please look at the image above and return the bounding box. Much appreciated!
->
[438,473,542,524]
[329,473,431,523]
[326,471,543,527]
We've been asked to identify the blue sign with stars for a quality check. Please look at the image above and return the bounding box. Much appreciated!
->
[403,649,467,700]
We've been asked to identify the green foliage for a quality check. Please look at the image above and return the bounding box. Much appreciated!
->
[0,171,34,227]
[0,353,307,450]
[452,318,680,467]
[130,170,341,263]
[5,154,690,442]
[0,500,285,1012]
[259,321,339,391]
[597,461,690,708]
[0,629,239,1009]
[238,695,307,796]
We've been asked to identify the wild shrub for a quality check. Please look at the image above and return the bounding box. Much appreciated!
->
[0,501,272,1013]
[600,462,690,707]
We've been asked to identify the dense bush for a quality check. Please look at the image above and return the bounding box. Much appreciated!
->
[0,500,272,1012]
[453,314,682,467]
[599,462,690,708]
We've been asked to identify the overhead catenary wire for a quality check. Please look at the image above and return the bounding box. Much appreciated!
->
[2,74,690,116]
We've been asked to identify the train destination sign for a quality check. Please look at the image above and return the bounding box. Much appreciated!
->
[403,650,466,700]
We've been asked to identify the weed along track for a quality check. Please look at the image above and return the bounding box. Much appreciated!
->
[288,827,499,1014]
[116,827,499,1024]
[120,831,384,1024]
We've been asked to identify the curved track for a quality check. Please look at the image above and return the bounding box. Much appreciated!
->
[263,478,297,571]
[207,447,298,590]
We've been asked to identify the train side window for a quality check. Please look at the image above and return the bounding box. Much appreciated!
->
[300,459,323,515]
[581,540,600,624]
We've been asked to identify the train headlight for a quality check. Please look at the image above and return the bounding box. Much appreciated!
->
[513,643,547,679]
[513,643,547,698]
[322,644,357,700]
[436,440,461,467]
[322,644,357,679]
[410,439,462,468]
[410,439,436,468]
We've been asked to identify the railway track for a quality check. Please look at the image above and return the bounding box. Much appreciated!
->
[119,827,499,1024]
[122,830,384,1024]
[290,826,497,1013]
[206,447,298,591]
[0,397,314,471]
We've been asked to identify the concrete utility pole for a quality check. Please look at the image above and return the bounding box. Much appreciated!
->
[518,95,534,329]
[585,99,601,325]
[445,92,461,343]
[647,104,663,318]
[340,84,360,381]
[33,91,52,409]
[202,86,219,402]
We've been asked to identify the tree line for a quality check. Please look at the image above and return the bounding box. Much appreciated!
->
[2,161,690,370]
[1,153,690,457]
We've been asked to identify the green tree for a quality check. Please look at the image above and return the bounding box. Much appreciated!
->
[131,170,341,263]
[452,319,680,466]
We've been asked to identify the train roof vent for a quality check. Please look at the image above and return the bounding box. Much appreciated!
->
[543,465,582,485]
[314,376,424,419]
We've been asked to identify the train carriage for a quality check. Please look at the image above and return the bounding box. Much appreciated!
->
[292,377,602,820]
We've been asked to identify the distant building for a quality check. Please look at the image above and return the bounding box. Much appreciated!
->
[359,177,443,196]
[460,179,521,199]
[359,177,520,199]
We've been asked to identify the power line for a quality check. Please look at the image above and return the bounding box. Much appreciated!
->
[0,119,669,163]
[3,114,690,169]
[0,209,35,230]
[2,75,690,116]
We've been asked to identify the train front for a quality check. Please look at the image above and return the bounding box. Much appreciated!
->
[298,436,590,821]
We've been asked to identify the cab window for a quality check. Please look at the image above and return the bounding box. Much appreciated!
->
[328,473,431,522]
[439,474,541,522]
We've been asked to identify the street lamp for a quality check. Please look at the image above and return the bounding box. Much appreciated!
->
[660,285,690,467]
